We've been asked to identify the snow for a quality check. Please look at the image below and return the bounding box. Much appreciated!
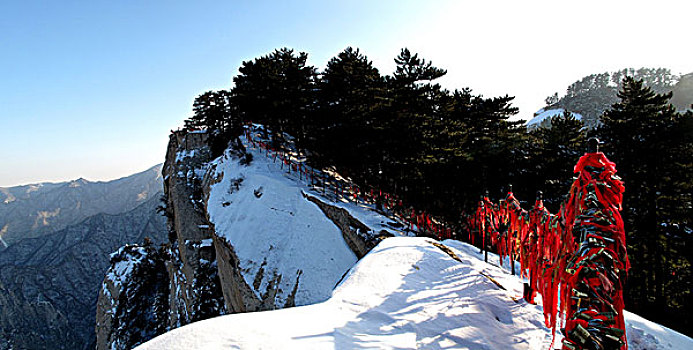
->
[175,149,196,163]
[0,224,8,248]
[323,197,410,238]
[207,145,362,307]
[107,245,147,289]
[136,237,693,350]
[136,237,547,349]
[526,108,583,129]
[624,311,693,350]
[136,129,692,349]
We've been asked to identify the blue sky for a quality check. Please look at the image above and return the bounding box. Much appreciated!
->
[1,0,691,186]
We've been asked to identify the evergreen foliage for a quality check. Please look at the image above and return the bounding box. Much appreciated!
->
[598,77,693,335]
[185,90,237,156]
[545,67,680,128]
[233,47,317,150]
[180,49,692,336]
[529,112,586,210]
[313,47,386,175]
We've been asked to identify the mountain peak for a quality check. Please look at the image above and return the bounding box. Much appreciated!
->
[68,178,89,188]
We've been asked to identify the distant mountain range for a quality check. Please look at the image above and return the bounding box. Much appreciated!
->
[526,68,693,129]
[0,165,163,248]
[0,166,167,350]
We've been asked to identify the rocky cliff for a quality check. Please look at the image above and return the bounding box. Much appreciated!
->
[95,243,170,350]
[95,128,400,349]
[95,131,225,349]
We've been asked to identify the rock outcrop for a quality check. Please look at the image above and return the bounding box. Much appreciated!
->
[0,195,167,350]
[95,131,226,349]
[96,129,386,349]
[304,194,381,259]
[160,131,225,328]
[95,244,169,350]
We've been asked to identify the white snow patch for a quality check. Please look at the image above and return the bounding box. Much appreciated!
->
[0,224,8,248]
[624,310,692,350]
[207,146,362,307]
[526,108,583,129]
[175,149,196,163]
[106,246,147,289]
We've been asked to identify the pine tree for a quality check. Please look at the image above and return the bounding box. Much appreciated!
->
[232,48,316,150]
[385,48,448,207]
[185,90,232,132]
[531,112,585,211]
[184,90,238,156]
[599,76,693,334]
[315,47,385,177]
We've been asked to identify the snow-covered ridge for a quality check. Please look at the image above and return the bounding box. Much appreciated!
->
[135,128,692,349]
[205,134,407,308]
[137,237,693,349]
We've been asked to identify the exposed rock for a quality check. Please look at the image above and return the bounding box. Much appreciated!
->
[204,132,368,314]
[159,130,226,327]
[95,128,397,349]
[95,131,227,350]
[212,235,262,313]
[304,194,377,259]
[95,244,169,350]
[672,72,693,111]
[0,196,167,350]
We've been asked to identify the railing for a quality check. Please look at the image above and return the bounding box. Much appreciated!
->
[242,125,458,240]
[191,125,629,349]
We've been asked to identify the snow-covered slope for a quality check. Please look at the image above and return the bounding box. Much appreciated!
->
[138,235,693,350]
[136,237,542,349]
[206,139,405,308]
[525,108,583,130]
[134,131,692,350]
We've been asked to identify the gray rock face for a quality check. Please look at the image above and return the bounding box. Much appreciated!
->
[160,131,226,327]
[0,165,163,247]
[95,131,226,350]
[95,130,379,349]
[672,72,693,111]
[304,194,381,259]
[95,244,170,350]
[0,196,167,350]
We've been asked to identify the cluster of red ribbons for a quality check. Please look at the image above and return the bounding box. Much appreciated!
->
[242,126,456,240]
[470,152,630,350]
